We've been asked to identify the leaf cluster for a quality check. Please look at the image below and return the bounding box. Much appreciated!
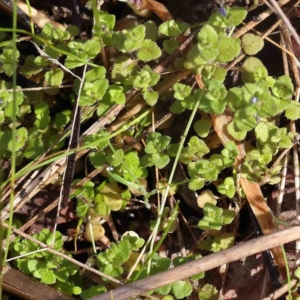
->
[96,234,144,278]
[10,229,82,296]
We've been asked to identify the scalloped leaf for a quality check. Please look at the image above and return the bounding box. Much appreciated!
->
[137,39,162,61]
[242,33,264,55]
[217,37,241,62]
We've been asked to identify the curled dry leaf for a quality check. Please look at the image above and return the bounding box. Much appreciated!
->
[17,0,66,30]
[197,189,217,208]
[85,220,106,242]
[128,178,147,196]
[126,0,173,21]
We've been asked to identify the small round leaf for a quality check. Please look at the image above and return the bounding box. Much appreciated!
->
[242,33,264,55]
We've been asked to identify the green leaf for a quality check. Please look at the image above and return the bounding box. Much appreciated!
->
[89,150,106,168]
[8,127,28,151]
[209,6,247,28]
[40,269,56,284]
[97,239,131,268]
[46,231,63,250]
[68,40,85,55]
[208,11,228,28]
[23,132,45,159]
[170,99,185,114]
[227,125,247,141]
[272,75,293,99]
[64,54,86,69]
[113,25,146,53]
[198,284,219,300]
[145,133,171,154]
[27,259,38,272]
[217,177,236,198]
[200,79,227,114]
[55,110,71,127]
[197,24,219,49]
[133,65,160,89]
[163,39,179,54]
[72,286,82,295]
[34,102,49,116]
[54,267,69,282]
[53,28,71,41]
[84,130,110,150]
[111,55,138,83]
[194,116,212,138]
[43,45,61,59]
[151,153,170,169]
[223,209,236,224]
[180,136,210,164]
[188,177,205,191]
[80,285,107,300]
[66,25,80,37]
[259,96,291,118]
[286,102,300,120]
[171,280,193,299]
[106,148,124,167]
[217,37,241,63]
[233,106,257,132]
[203,66,227,82]
[65,41,87,68]
[158,20,190,37]
[198,218,223,231]
[85,66,106,82]
[240,57,268,83]
[201,48,219,62]
[0,110,4,124]
[167,143,180,157]
[226,6,248,26]
[241,33,264,55]
[21,55,44,76]
[0,44,20,76]
[143,91,159,106]
[226,84,263,111]
[45,68,64,87]
[181,90,199,111]
[103,84,125,104]
[294,267,300,279]
[95,10,115,32]
[186,43,208,66]
[198,202,226,230]
[40,23,53,41]
[76,79,109,106]
[173,83,191,100]
[85,38,101,59]
[155,284,172,296]
[137,39,162,62]
[145,21,158,41]
[94,194,111,215]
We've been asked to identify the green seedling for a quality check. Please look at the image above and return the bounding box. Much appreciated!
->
[2,2,299,299]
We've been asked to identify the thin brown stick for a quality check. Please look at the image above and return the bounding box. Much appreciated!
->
[1,222,121,284]
[265,0,300,45]
[233,0,290,38]
[91,226,300,300]
[262,279,298,300]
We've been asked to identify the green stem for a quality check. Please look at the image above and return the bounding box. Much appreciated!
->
[147,87,206,274]
[0,1,19,298]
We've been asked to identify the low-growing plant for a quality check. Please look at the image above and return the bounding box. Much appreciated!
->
[1,0,299,299]
[9,229,82,296]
